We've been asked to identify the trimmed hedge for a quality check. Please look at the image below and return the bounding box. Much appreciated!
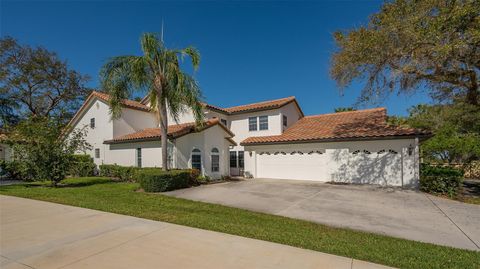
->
[99,164,147,181]
[69,155,96,177]
[420,164,464,197]
[98,164,200,185]
[138,169,199,192]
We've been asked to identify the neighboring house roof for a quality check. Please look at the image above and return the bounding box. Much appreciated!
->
[104,118,236,145]
[241,108,430,145]
[203,96,304,116]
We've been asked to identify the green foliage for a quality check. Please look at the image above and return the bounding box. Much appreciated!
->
[98,164,143,181]
[69,155,96,177]
[407,102,480,163]
[5,117,90,185]
[420,164,464,197]
[334,107,356,112]
[0,160,34,181]
[137,169,193,192]
[100,33,205,170]
[0,37,91,125]
[331,0,480,105]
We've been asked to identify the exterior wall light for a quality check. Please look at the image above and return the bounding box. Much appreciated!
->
[408,144,414,156]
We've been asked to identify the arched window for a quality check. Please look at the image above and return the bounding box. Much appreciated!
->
[192,149,202,172]
[211,148,219,172]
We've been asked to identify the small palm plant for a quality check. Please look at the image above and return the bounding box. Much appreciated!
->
[101,33,204,170]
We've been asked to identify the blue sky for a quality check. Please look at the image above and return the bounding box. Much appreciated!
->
[1,0,431,116]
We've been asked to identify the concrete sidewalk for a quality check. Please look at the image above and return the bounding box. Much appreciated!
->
[0,195,392,269]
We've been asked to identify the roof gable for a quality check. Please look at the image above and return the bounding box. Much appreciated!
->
[203,96,304,116]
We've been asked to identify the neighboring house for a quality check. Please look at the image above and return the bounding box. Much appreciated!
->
[68,91,429,186]
[0,132,13,163]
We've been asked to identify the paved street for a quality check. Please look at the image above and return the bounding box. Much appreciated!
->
[0,195,392,269]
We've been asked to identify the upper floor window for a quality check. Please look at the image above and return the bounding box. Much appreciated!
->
[259,116,268,130]
[283,115,288,127]
[136,148,142,168]
[248,117,257,131]
[90,118,95,128]
[94,148,100,158]
[221,119,227,126]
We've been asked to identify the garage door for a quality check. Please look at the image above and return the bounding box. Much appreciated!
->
[255,148,403,185]
[256,150,329,181]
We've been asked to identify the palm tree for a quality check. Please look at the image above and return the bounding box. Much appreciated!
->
[100,33,204,170]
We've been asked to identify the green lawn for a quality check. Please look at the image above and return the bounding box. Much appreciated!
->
[1,177,479,269]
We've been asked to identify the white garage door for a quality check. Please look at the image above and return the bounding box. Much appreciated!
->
[255,148,403,185]
[256,150,329,181]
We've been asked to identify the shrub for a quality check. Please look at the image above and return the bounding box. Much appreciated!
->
[99,164,166,182]
[69,155,96,177]
[0,160,35,181]
[137,169,198,192]
[99,164,139,181]
[5,117,90,186]
[420,164,464,197]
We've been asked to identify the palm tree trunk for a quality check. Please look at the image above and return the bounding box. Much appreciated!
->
[156,78,169,171]
[160,99,169,171]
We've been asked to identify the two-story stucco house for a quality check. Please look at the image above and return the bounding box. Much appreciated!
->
[68,91,429,187]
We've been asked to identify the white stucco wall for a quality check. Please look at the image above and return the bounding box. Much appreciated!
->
[0,144,13,162]
[229,109,283,152]
[106,141,173,167]
[279,102,303,131]
[113,108,158,137]
[70,99,114,166]
[244,139,418,187]
[174,125,232,179]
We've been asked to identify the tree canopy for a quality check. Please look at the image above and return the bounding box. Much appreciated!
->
[388,101,480,163]
[101,33,204,170]
[331,0,480,106]
[0,37,91,125]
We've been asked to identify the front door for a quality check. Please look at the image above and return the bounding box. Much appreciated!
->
[229,151,244,176]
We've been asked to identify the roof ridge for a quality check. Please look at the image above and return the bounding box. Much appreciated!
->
[223,96,295,110]
[91,90,142,103]
[304,107,386,118]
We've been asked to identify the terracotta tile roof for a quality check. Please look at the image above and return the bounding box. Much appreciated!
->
[91,91,150,112]
[241,108,430,145]
[201,96,303,116]
[104,118,236,145]
[223,96,297,114]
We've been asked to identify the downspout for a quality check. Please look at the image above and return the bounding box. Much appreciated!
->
[400,149,404,188]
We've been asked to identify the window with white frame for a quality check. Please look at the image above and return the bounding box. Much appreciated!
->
[136,148,142,168]
[248,117,257,131]
[90,118,95,128]
[259,116,268,130]
[191,149,202,172]
[94,148,100,158]
[211,148,219,172]
[283,115,287,127]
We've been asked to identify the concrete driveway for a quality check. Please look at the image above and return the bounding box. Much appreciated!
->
[166,178,480,251]
[0,195,392,269]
